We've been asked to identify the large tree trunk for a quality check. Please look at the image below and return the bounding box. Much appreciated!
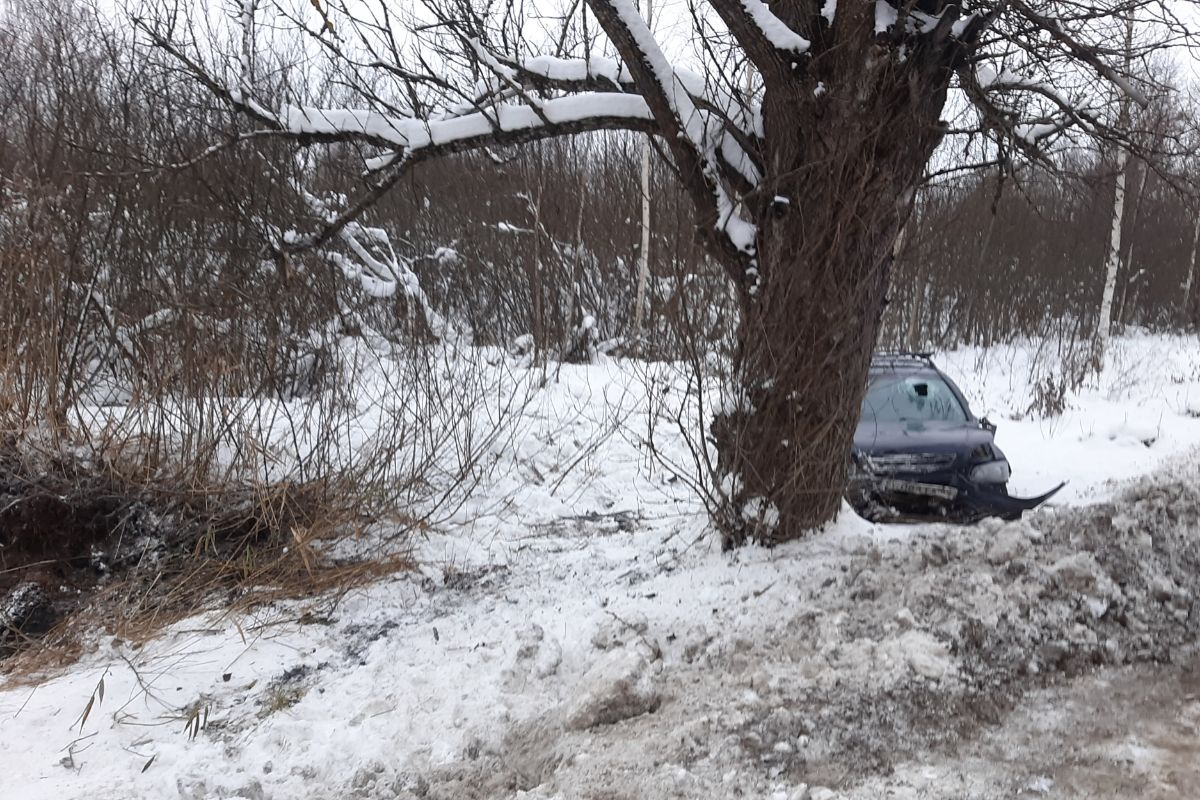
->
[712,35,952,547]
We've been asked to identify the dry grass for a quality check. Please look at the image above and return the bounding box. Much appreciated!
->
[0,442,418,682]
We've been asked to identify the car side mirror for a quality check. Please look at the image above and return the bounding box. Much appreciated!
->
[981,416,997,434]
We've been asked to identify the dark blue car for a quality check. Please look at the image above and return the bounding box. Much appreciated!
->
[847,353,1063,522]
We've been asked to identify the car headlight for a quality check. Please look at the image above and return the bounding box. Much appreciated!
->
[970,459,1011,484]
[971,443,997,461]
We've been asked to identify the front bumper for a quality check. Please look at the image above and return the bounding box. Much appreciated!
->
[847,466,1064,523]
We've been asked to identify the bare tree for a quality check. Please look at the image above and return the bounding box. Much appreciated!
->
[141,0,1195,545]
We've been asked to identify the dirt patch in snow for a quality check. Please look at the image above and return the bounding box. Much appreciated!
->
[853,655,1200,799]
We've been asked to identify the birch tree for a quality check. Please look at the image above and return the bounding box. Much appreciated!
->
[1094,14,1135,369]
[142,0,1196,545]
[1185,211,1200,320]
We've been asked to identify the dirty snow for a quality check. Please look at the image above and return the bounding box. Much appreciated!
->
[3,332,1200,800]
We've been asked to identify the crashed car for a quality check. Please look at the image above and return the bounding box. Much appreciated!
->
[846,353,1063,523]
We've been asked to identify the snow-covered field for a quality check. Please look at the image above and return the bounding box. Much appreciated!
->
[938,333,1200,505]
[4,332,1200,800]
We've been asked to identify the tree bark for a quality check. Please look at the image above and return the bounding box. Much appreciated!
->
[711,34,952,546]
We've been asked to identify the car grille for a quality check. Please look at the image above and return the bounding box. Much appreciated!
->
[864,453,957,475]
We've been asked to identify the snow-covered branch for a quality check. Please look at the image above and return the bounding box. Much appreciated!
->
[708,0,809,78]
[282,94,654,155]
[1008,0,1151,108]
[585,0,758,273]
[141,0,1198,288]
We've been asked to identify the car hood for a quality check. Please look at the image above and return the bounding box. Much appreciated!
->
[853,419,995,454]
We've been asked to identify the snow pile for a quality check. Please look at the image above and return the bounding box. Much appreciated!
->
[563,642,660,730]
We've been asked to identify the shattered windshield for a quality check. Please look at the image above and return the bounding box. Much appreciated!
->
[862,374,967,424]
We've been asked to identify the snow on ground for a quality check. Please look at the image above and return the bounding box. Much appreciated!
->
[938,331,1200,505]
[3,332,1200,800]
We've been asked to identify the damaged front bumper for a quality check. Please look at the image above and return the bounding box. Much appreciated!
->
[847,466,1065,523]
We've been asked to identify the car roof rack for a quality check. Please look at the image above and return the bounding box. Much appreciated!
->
[871,352,936,368]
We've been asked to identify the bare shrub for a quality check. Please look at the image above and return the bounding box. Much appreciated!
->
[0,0,526,669]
